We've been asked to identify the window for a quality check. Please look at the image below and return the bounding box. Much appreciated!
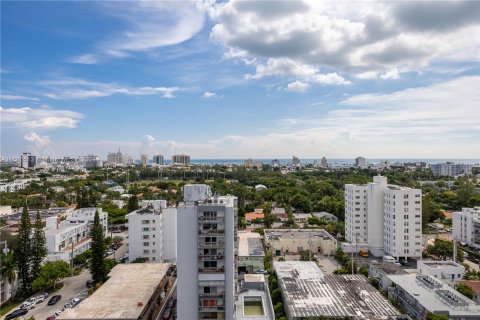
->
[142,235,149,239]
[143,242,149,246]
[143,250,149,254]
[204,261,217,268]
[142,227,149,232]
[142,220,150,224]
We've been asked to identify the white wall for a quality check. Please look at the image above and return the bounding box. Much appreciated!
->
[367,176,387,257]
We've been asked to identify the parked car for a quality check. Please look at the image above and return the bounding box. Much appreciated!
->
[5,308,28,320]
[34,295,46,303]
[86,280,95,288]
[48,295,62,306]
[20,302,36,310]
[53,310,63,317]
[106,250,114,256]
[254,269,268,274]
[399,260,411,266]
[62,302,73,310]
[46,317,56,320]
[71,298,82,307]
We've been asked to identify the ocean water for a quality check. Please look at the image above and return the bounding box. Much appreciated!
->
[150,159,480,166]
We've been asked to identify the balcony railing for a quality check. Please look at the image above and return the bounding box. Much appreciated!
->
[198,216,224,222]
[199,267,225,273]
[198,229,225,235]
[198,242,224,248]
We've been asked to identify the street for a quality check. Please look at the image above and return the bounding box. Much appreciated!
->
[3,269,91,320]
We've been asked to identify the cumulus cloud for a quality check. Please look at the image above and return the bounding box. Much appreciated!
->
[286,81,309,92]
[211,0,480,80]
[41,77,180,99]
[24,132,53,156]
[0,106,84,129]
[203,91,217,98]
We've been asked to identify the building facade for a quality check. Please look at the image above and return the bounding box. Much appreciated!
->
[153,155,164,165]
[106,149,133,166]
[140,154,148,166]
[126,202,176,263]
[345,176,422,260]
[355,156,367,169]
[172,154,190,166]
[453,207,480,249]
[177,184,237,320]
[430,162,473,177]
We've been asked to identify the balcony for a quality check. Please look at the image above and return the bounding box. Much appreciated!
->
[198,229,225,235]
[198,216,224,222]
[198,242,224,248]
[199,306,225,312]
[199,267,225,273]
[198,255,225,261]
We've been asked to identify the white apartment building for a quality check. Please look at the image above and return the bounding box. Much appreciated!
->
[453,207,480,249]
[345,176,422,260]
[345,184,368,244]
[45,208,108,262]
[383,185,422,259]
[126,202,176,263]
[430,162,473,177]
[0,179,29,193]
[177,184,237,320]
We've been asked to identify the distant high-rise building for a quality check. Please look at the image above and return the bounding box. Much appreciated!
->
[141,154,148,167]
[27,155,36,168]
[177,185,238,320]
[271,159,280,168]
[430,162,473,177]
[292,156,301,166]
[153,155,164,165]
[106,148,133,166]
[172,154,190,166]
[20,152,31,169]
[345,176,422,260]
[355,156,367,169]
[321,157,328,168]
[80,155,102,169]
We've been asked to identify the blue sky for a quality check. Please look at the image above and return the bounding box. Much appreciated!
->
[1,1,479,159]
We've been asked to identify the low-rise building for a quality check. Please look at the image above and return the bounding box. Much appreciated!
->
[417,260,465,288]
[126,203,176,263]
[235,274,274,320]
[58,264,173,320]
[274,261,399,319]
[264,229,336,256]
[387,274,480,319]
[430,162,473,177]
[369,261,409,290]
[107,185,125,194]
[245,213,264,224]
[457,280,480,304]
[238,231,264,273]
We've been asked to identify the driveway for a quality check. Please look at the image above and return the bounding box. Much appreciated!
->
[8,269,92,320]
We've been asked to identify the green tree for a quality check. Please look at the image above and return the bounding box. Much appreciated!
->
[0,251,18,300]
[31,212,47,281]
[457,178,476,207]
[32,261,71,291]
[127,194,140,212]
[263,213,276,229]
[426,312,448,320]
[90,210,107,284]
[456,283,474,299]
[15,205,32,295]
[131,257,147,263]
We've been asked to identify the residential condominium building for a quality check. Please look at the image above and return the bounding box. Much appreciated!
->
[126,201,176,263]
[153,155,164,165]
[355,156,367,169]
[172,154,190,166]
[344,176,422,260]
[177,184,238,320]
[106,148,133,166]
[430,162,473,177]
[44,208,108,263]
[453,207,480,249]
[140,154,148,166]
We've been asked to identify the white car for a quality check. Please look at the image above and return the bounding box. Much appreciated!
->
[71,298,81,307]
[20,302,36,310]
[53,310,63,317]
[34,295,45,304]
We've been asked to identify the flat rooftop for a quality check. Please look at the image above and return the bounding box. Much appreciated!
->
[388,274,480,316]
[238,231,265,257]
[274,261,399,319]
[58,263,170,320]
[44,222,85,236]
[420,260,462,268]
[265,229,335,241]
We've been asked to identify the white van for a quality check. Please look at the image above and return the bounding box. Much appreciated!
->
[383,255,396,263]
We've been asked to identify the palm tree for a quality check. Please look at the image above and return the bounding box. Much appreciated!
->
[0,251,18,301]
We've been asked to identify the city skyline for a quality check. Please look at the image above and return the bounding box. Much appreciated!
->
[1,1,480,158]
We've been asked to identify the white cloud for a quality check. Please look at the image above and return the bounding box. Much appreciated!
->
[0,106,84,129]
[1,95,40,101]
[41,77,180,100]
[211,0,480,79]
[203,91,217,98]
[24,132,53,156]
[286,81,310,92]
[69,54,98,64]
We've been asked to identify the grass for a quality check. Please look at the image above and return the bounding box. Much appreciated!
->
[0,301,21,316]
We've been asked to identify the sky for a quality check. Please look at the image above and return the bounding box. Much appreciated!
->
[1,0,479,160]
